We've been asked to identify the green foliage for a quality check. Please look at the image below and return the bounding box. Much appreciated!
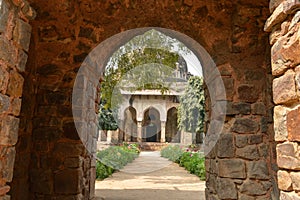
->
[177,76,205,142]
[160,145,184,163]
[96,143,140,180]
[101,48,179,108]
[161,145,205,181]
[98,101,118,130]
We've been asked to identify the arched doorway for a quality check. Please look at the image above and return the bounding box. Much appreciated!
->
[142,107,161,142]
[123,106,137,142]
[166,107,180,143]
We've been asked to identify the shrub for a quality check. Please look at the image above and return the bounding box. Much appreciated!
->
[96,143,140,180]
[161,145,205,181]
[160,145,183,163]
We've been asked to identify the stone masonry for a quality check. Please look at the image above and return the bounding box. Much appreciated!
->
[0,0,35,199]
[265,0,300,198]
[0,0,298,199]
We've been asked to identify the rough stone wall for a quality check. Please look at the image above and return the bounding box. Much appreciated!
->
[0,0,35,199]
[265,0,300,199]
[7,0,275,199]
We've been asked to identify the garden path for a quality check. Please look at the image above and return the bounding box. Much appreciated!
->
[95,151,205,200]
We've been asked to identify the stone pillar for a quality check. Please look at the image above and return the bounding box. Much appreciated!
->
[107,130,112,144]
[137,121,142,142]
[0,0,35,199]
[160,121,166,143]
[265,1,300,199]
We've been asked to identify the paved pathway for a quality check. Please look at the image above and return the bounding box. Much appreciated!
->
[95,151,205,200]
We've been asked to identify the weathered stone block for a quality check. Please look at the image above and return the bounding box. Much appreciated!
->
[0,116,20,146]
[236,145,259,160]
[249,135,263,144]
[231,118,259,134]
[278,170,292,191]
[251,102,266,115]
[54,169,82,194]
[11,98,21,116]
[13,19,32,51]
[218,159,246,179]
[6,71,24,98]
[223,77,234,100]
[240,180,267,196]
[247,160,269,180]
[236,135,248,148]
[0,186,10,196]
[290,172,300,191]
[216,178,237,199]
[277,142,300,169]
[0,0,9,33]
[227,102,251,115]
[277,142,297,157]
[16,50,28,72]
[237,84,259,103]
[280,191,300,199]
[0,37,14,66]
[0,94,10,113]
[239,194,255,200]
[273,71,297,104]
[217,133,234,158]
[274,106,288,141]
[287,107,300,142]
[0,66,9,92]
[2,147,16,182]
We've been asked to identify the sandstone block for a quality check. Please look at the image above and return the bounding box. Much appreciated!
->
[287,107,300,142]
[231,118,259,134]
[237,84,259,103]
[0,36,14,66]
[30,169,53,194]
[223,77,234,100]
[6,71,24,98]
[2,147,16,182]
[240,180,267,196]
[274,106,288,141]
[0,94,10,113]
[290,172,300,191]
[251,102,266,115]
[278,170,292,191]
[277,142,297,157]
[0,116,20,146]
[0,186,10,196]
[236,145,259,160]
[13,19,32,51]
[0,66,9,92]
[11,98,21,116]
[16,50,28,72]
[216,178,237,199]
[249,135,263,145]
[247,160,269,180]
[236,135,248,148]
[273,71,297,104]
[0,0,9,33]
[217,133,234,158]
[227,102,251,115]
[218,159,246,179]
[277,155,300,170]
[280,191,300,199]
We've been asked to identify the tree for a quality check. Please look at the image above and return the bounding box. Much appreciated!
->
[177,76,205,144]
[99,30,190,130]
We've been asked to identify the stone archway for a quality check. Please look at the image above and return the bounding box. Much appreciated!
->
[0,0,287,200]
[166,107,179,143]
[142,107,161,142]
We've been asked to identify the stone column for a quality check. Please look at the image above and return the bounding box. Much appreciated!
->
[137,121,142,142]
[160,121,166,143]
[265,2,300,199]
